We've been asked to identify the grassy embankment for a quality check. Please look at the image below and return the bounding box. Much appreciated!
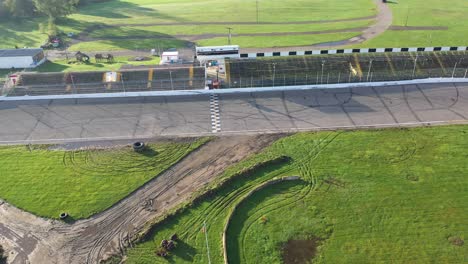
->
[0,138,209,219]
[1,0,467,51]
[0,0,375,51]
[126,126,467,264]
[360,0,468,47]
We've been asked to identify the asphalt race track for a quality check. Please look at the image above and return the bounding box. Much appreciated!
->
[0,82,467,143]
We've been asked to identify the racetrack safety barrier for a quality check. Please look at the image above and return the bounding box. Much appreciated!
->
[240,46,468,59]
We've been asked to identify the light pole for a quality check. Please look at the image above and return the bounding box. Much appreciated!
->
[226,27,233,45]
[272,63,276,87]
[169,71,174,90]
[451,58,462,78]
[367,59,373,82]
[321,60,325,84]
[412,55,418,78]
[405,6,410,27]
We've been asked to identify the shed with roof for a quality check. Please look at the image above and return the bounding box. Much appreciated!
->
[0,49,46,69]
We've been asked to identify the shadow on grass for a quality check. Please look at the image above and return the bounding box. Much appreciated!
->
[76,0,188,22]
[168,240,197,263]
[135,147,158,157]
[36,60,70,72]
[0,18,48,48]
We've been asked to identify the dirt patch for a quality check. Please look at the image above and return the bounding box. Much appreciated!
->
[448,236,464,246]
[282,237,321,264]
[0,135,285,264]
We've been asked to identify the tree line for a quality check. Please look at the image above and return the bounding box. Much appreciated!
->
[0,0,107,22]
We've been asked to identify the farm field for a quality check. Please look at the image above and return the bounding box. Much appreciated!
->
[0,138,208,219]
[126,126,468,263]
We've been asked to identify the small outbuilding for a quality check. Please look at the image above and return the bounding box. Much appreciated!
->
[0,48,46,69]
[160,51,179,65]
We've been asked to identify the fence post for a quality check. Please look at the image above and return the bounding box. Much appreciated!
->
[451,62,458,78]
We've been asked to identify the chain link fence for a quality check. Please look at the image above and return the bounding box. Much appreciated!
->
[2,66,206,97]
[225,51,468,88]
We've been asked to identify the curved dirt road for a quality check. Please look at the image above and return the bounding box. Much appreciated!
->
[0,134,282,264]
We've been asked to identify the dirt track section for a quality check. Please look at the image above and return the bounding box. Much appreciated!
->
[0,135,281,264]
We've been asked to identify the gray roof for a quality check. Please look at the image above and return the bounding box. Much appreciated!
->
[0,49,43,57]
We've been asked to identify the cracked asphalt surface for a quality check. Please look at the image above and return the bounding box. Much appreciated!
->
[1,82,468,263]
[1,82,468,144]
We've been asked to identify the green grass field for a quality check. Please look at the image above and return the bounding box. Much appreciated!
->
[126,126,467,263]
[1,0,376,50]
[1,0,466,52]
[0,138,208,219]
[0,0,468,65]
[36,56,161,72]
[360,0,468,48]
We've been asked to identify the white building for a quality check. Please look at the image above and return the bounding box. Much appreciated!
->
[160,51,179,64]
[195,45,240,64]
[195,45,240,73]
[0,49,46,69]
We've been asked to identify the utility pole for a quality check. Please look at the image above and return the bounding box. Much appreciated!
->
[226,27,233,45]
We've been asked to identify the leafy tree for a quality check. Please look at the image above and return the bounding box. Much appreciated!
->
[4,0,34,17]
[0,0,10,18]
[32,0,79,22]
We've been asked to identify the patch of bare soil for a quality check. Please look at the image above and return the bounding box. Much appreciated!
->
[282,237,321,264]
[0,134,284,264]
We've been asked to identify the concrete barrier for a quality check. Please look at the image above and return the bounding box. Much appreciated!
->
[1,78,467,102]
[240,46,468,58]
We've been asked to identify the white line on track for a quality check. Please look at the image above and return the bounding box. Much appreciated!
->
[0,119,467,145]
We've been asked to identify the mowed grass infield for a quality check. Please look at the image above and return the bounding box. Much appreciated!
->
[1,0,376,50]
[1,0,466,51]
[0,138,208,219]
[126,126,467,263]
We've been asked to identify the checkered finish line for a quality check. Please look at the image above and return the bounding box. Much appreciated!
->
[240,46,468,59]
